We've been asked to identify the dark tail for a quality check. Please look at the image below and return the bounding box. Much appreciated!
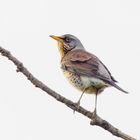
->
[109,81,128,94]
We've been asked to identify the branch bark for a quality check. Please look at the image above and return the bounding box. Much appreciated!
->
[0,46,136,140]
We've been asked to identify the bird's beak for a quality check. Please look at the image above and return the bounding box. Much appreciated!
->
[50,35,63,42]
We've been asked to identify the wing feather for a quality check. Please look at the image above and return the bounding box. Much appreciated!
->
[61,49,113,82]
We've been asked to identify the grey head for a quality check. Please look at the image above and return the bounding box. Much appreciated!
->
[50,34,85,53]
[62,34,85,50]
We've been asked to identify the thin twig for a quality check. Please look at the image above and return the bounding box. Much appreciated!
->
[0,46,136,140]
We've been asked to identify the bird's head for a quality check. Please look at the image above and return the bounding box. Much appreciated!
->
[50,34,84,57]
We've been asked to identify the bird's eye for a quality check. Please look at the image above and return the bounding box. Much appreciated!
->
[65,37,70,43]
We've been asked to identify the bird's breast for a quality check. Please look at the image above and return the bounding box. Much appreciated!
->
[62,70,108,94]
[63,70,84,90]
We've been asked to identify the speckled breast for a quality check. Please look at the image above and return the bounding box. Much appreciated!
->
[62,70,99,94]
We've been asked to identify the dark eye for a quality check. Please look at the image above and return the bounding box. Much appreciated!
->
[65,37,70,43]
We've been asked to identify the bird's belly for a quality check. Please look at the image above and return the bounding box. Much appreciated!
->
[81,76,108,88]
[63,71,108,94]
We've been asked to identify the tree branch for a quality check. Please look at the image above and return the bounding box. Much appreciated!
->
[0,46,136,140]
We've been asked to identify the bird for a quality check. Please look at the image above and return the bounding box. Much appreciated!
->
[50,34,128,114]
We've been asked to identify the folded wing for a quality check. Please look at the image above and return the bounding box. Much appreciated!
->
[61,49,128,93]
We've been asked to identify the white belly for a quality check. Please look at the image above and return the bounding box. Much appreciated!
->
[81,76,108,88]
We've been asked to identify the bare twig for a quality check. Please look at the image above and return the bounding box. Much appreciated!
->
[0,46,136,140]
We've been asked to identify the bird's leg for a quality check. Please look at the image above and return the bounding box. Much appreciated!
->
[76,90,85,106]
[73,88,87,113]
[92,89,99,117]
[93,91,98,115]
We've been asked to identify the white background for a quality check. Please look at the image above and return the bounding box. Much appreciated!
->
[0,0,140,139]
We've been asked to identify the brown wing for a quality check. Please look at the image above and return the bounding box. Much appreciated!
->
[61,49,115,82]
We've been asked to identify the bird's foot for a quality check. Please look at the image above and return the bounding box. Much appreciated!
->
[73,101,80,114]
[91,109,97,120]
[90,109,97,124]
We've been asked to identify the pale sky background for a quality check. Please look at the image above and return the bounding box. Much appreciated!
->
[0,0,140,140]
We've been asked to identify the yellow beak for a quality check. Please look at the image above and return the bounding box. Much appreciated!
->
[50,35,63,42]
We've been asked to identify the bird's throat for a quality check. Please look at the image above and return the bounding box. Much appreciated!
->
[57,42,66,59]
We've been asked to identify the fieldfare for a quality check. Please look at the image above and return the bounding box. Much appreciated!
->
[50,34,128,113]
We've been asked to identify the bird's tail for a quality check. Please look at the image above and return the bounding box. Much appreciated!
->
[109,81,128,94]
